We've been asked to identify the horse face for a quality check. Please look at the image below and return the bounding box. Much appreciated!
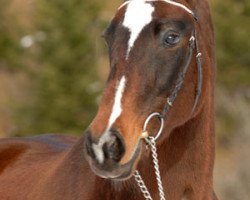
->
[85,0,196,180]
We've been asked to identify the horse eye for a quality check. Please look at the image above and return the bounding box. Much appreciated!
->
[164,33,180,45]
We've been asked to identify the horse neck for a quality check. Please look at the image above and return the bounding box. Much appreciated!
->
[137,90,215,198]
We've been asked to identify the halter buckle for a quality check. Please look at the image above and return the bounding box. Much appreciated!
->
[167,98,173,107]
[196,52,202,59]
[189,36,196,49]
[196,52,202,66]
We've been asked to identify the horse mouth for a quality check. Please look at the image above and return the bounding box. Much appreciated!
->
[87,140,142,181]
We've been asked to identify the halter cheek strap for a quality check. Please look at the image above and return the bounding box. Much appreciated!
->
[161,33,197,118]
[192,29,203,114]
[164,30,202,117]
[142,30,202,142]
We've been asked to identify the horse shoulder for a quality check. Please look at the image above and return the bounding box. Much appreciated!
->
[0,134,79,199]
[0,134,77,171]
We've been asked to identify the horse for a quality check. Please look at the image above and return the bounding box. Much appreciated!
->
[0,0,217,199]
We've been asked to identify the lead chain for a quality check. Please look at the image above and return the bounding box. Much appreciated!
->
[134,137,166,200]
[134,170,153,200]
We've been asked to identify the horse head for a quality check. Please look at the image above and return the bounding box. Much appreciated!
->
[84,0,207,180]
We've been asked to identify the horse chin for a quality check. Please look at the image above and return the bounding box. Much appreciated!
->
[88,140,142,181]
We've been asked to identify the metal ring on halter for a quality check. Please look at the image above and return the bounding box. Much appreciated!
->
[143,112,164,141]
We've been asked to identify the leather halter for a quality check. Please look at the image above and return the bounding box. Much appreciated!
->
[135,10,203,200]
[131,2,203,200]
[144,17,203,141]
[161,27,203,119]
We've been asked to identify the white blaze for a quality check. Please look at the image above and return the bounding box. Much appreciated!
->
[123,0,155,57]
[92,76,126,164]
[108,76,126,129]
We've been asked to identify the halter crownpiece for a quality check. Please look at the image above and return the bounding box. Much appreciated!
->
[119,0,195,17]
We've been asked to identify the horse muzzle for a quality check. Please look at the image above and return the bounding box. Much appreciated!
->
[84,129,142,180]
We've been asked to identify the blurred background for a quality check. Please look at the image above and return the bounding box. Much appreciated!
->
[0,0,249,199]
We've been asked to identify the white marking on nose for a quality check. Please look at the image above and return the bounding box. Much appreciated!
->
[91,76,126,164]
[92,143,105,164]
[108,76,126,129]
[123,0,155,58]
[92,132,112,164]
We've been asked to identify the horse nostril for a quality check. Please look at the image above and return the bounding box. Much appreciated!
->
[84,129,125,164]
[103,132,125,162]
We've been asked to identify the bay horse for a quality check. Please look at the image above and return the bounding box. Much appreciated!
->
[0,0,217,199]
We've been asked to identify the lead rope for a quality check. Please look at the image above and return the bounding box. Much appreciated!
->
[134,136,166,200]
